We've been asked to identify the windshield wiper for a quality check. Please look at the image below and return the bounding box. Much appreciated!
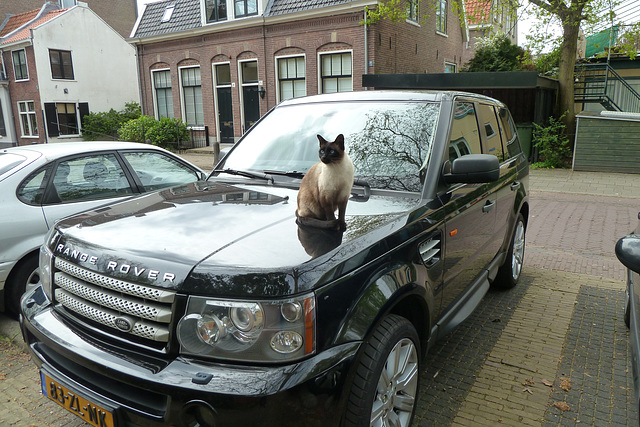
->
[262,170,305,179]
[213,168,274,184]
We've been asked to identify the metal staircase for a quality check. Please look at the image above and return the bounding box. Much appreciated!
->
[574,63,640,113]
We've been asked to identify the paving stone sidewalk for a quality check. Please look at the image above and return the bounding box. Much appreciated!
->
[0,166,639,426]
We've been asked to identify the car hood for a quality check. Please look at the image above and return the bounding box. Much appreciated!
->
[53,181,421,297]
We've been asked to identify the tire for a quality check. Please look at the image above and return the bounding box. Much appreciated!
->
[494,213,526,289]
[7,255,40,316]
[343,314,420,427]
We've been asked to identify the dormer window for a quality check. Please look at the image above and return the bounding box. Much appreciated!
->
[162,4,175,22]
[235,0,257,17]
[206,0,227,23]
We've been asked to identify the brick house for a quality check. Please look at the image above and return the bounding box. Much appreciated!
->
[462,0,517,64]
[0,3,139,147]
[130,0,475,145]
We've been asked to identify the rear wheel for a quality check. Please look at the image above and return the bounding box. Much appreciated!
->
[7,254,40,316]
[494,213,525,289]
[343,315,420,427]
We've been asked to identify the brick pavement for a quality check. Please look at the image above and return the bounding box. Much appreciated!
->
[0,166,639,426]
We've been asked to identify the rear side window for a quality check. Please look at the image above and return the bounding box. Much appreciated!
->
[477,103,505,162]
[498,107,522,158]
[17,165,52,205]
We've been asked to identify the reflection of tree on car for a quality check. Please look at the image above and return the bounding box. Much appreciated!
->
[348,103,438,192]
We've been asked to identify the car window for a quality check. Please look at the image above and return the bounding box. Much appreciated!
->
[498,107,523,159]
[0,153,27,176]
[449,101,481,161]
[219,101,440,192]
[122,151,200,192]
[478,103,505,162]
[17,165,53,205]
[50,154,133,204]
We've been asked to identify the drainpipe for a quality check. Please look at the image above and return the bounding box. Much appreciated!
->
[135,44,144,117]
[364,7,368,89]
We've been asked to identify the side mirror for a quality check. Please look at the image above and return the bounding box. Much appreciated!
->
[443,154,500,184]
[616,234,640,274]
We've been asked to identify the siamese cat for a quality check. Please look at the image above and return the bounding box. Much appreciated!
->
[296,134,354,231]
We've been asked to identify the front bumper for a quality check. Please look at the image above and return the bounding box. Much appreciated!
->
[21,286,359,427]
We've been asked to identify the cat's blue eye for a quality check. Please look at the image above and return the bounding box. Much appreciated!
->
[320,150,325,154]
[329,150,335,155]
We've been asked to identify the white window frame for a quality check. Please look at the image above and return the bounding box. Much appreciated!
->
[444,62,456,73]
[436,0,447,35]
[178,65,204,128]
[318,50,353,94]
[151,68,174,119]
[12,49,29,81]
[18,100,38,137]
[275,54,306,103]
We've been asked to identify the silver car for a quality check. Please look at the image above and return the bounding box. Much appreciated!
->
[0,141,205,314]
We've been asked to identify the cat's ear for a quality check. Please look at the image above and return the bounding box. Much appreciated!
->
[317,134,328,147]
[335,134,345,150]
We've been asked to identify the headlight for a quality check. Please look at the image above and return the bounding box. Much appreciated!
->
[177,293,315,363]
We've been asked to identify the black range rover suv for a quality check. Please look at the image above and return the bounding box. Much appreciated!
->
[21,90,528,427]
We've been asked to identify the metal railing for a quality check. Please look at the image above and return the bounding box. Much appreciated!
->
[575,63,640,113]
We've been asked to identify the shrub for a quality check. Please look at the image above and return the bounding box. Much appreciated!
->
[462,34,525,72]
[532,112,572,168]
[117,115,157,143]
[146,118,190,149]
[118,116,190,149]
[82,102,141,141]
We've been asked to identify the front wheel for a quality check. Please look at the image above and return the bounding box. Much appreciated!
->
[494,213,526,289]
[343,315,420,427]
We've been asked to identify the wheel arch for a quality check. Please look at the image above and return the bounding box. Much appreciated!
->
[3,248,40,312]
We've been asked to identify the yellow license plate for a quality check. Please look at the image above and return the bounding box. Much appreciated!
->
[41,371,115,427]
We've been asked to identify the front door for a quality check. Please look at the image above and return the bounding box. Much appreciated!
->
[217,87,234,143]
[242,86,259,132]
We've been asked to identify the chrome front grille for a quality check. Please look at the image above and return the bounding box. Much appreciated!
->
[53,258,176,343]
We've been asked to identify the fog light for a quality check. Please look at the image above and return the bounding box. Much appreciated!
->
[183,400,217,427]
[270,331,303,353]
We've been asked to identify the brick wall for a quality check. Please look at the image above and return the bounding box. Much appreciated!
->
[3,46,43,145]
[135,8,472,142]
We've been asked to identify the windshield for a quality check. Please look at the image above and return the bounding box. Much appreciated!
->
[218,100,440,192]
[0,153,27,177]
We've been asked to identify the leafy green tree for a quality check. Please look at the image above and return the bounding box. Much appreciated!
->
[462,34,525,72]
[524,0,613,134]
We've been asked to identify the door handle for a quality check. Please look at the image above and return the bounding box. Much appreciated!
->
[510,182,521,191]
[482,200,495,213]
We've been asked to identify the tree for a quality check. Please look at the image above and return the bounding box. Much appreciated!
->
[524,0,613,134]
[462,33,525,72]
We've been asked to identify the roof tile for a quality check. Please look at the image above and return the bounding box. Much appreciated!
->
[1,9,67,45]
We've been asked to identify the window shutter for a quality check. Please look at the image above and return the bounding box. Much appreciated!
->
[78,102,89,132]
[44,103,59,137]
